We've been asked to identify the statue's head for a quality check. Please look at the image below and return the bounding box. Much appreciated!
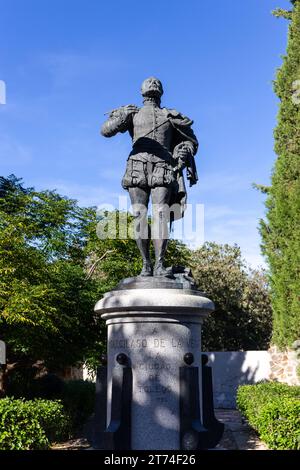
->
[141,77,163,99]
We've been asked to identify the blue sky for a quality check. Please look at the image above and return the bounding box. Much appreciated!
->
[0,0,291,267]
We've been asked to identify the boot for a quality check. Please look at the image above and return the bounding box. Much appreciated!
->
[153,239,172,277]
[136,238,153,277]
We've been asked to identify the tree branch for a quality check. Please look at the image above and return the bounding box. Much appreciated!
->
[85,250,116,280]
[272,9,293,20]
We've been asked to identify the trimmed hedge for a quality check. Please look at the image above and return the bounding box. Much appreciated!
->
[7,374,96,435]
[0,398,70,450]
[237,382,300,450]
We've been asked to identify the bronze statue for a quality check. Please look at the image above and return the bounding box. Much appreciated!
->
[101,77,198,277]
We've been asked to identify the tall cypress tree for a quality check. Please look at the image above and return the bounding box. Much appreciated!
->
[260,0,300,348]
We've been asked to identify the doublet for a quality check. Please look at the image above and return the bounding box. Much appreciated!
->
[132,103,173,153]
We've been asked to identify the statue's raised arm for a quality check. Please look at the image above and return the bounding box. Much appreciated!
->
[101,105,139,137]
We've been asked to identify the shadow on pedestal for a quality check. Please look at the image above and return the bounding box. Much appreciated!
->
[179,353,224,450]
[88,355,132,450]
[88,353,223,450]
[201,354,225,447]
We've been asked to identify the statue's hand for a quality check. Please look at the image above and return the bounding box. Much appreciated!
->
[111,104,139,119]
[123,104,139,114]
[176,147,190,162]
[173,142,193,164]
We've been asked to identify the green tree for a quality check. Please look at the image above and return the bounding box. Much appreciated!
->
[191,243,272,350]
[259,1,300,348]
[0,175,102,396]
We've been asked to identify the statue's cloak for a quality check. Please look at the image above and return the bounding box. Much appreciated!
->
[163,108,198,221]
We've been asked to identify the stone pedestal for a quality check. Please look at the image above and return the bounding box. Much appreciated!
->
[94,281,215,450]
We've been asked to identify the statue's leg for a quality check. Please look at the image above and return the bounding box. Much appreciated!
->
[128,187,152,276]
[151,186,172,276]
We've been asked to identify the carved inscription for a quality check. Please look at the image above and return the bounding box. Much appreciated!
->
[137,363,171,400]
[109,338,148,349]
[109,337,199,350]
[137,361,171,371]
[109,334,200,403]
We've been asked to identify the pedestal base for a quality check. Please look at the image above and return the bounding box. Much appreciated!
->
[94,284,223,450]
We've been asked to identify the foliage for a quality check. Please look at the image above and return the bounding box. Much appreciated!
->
[25,399,70,442]
[0,397,70,449]
[7,371,65,400]
[0,175,103,392]
[273,0,298,18]
[5,367,38,399]
[61,380,96,432]
[273,8,293,19]
[30,373,65,400]
[6,373,95,435]
[191,243,272,350]
[258,1,300,348]
[237,382,300,450]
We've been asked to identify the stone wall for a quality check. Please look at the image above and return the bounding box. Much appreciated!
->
[207,351,271,409]
[207,349,300,408]
[269,346,300,386]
